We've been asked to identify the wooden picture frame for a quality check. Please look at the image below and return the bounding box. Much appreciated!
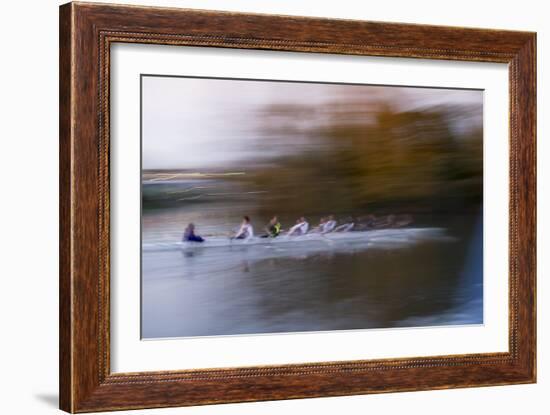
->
[59,2,536,412]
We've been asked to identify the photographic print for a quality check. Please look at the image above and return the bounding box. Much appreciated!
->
[141,75,483,339]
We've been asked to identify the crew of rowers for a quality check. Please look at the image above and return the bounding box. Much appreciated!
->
[233,214,355,240]
[183,215,353,243]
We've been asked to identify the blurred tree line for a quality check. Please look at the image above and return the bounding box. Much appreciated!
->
[247,101,482,219]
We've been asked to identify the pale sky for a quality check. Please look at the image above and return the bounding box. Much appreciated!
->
[142,76,482,170]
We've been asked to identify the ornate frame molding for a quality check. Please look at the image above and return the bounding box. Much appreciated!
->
[60,2,536,412]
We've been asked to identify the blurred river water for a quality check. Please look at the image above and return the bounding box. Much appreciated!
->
[141,181,482,338]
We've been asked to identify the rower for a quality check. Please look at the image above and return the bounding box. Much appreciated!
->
[321,215,337,233]
[182,223,204,243]
[262,216,281,238]
[233,216,254,240]
[287,217,309,236]
[311,217,327,233]
[334,221,354,232]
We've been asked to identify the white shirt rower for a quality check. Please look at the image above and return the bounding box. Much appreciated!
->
[234,217,254,240]
[322,219,337,233]
[288,218,309,236]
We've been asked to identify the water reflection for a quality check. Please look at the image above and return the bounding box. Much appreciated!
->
[142,210,481,338]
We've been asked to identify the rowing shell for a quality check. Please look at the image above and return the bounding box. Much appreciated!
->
[142,228,452,254]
